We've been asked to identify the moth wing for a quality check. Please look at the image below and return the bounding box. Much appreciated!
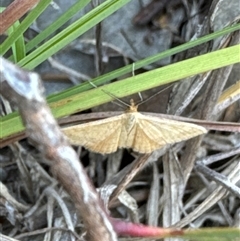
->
[62,115,124,154]
[132,114,207,153]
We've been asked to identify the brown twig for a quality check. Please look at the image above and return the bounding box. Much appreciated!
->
[2,111,240,149]
[0,57,117,241]
[0,0,40,34]
[109,154,151,206]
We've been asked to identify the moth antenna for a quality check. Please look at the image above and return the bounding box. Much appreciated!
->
[111,100,126,109]
[101,89,130,108]
[136,83,174,106]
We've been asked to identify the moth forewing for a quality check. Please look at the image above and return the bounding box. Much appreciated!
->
[126,113,207,153]
[138,114,207,143]
[62,115,124,154]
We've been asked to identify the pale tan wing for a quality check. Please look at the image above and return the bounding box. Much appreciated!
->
[131,113,207,153]
[62,115,125,154]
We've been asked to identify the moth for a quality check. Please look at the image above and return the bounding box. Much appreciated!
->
[62,99,207,154]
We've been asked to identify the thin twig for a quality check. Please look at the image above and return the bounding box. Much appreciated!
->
[0,0,40,34]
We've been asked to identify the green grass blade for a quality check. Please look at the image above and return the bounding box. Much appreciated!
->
[49,44,240,117]
[7,21,26,62]
[180,228,240,241]
[17,0,131,69]
[25,0,91,53]
[47,23,240,103]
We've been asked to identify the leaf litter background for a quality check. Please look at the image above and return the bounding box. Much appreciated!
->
[0,0,240,240]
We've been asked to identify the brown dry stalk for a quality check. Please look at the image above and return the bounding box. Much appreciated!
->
[1,111,240,149]
[0,0,40,34]
[109,154,151,206]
